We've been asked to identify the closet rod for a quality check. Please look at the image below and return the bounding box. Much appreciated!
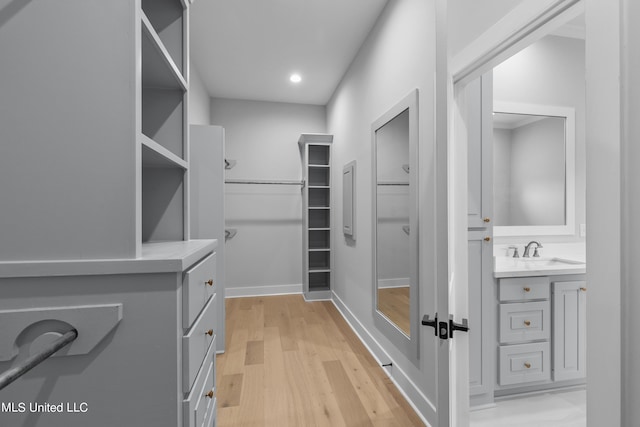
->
[225,179,305,186]
[0,328,78,391]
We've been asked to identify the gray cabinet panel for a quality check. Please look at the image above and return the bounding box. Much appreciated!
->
[552,281,587,381]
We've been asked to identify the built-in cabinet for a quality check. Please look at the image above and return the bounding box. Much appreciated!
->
[495,275,586,396]
[552,281,587,382]
[299,134,333,300]
[0,1,220,425]
[467,73,495,406]
[190,125,227,353]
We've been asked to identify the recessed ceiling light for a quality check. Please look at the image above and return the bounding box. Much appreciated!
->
[290,73,302,83]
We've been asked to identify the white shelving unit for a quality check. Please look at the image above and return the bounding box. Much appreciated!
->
[0,1,220,425]
[299,134,333,300]
[140,0,190,248]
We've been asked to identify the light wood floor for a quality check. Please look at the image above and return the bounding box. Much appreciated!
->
[216,294,425,427]
[377,287,410,336]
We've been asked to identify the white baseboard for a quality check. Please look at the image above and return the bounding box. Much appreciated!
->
[330,291,434,426]
[225,283,302,298]
[377,278,410,289]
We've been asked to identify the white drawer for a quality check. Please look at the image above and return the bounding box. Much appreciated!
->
[183,337,216,427]
[203,394,217,427]
[183,294,217,393]
[499,276,549,302]
[183,253,216,328]
[499,342,550,386]
[499,301,550,343]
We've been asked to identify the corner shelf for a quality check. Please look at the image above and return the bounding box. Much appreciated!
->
[299,134,333,300]
[141,134,188,169]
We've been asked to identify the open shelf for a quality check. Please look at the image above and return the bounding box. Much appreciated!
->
[308,167,330,186]
[309,230,330,250]
[141,134,187,169]
[141,12,187,90]
[309,145,330,166]
[142,167,185,243]
[308,188,330,207]
[141,0,185,75]
[309,271,330,291]
[309,209,330,228]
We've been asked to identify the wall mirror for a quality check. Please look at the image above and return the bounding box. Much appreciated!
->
[493,102,575,236]
[372,89,419,362]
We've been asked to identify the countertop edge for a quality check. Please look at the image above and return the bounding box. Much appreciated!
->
[0,240,218,278]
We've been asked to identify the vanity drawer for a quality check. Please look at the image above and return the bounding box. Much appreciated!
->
[499,342,550,386]
[499,301,550,343]
[183,337,216,427]
[183,294,217,393]
[184,252,216,328]
[499,277,549,302]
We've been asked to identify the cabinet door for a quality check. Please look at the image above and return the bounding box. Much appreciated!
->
[467,73,493,229]
[468,230,495,399]
[552,281,587,381]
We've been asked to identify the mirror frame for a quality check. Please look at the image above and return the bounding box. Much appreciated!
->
[493,101,576,236]
[371,89,419,363]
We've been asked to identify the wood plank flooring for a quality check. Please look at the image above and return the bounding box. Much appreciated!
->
[377,287,410,336]
[216,294,425,426]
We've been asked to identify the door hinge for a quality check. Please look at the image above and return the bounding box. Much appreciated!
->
[422,314,470,340]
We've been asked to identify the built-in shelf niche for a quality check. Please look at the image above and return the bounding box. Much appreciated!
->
[309,209,330,228]
[142,168,185,243]
[309,271,330,291]
[308,188,330,207]
[141,0,184,74]
[308,145,330,166]
[308,167,330,186]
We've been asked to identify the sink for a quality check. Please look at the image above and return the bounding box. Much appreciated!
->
[518,257,585,266]
[494,256,586,278]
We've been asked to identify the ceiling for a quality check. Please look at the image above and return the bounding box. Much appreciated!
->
[190,0,389,106]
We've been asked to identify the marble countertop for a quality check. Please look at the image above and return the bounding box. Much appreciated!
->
[493,242,586,278]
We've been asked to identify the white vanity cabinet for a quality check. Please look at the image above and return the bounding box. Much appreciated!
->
[495,275,586,395]
[497,277,552,386]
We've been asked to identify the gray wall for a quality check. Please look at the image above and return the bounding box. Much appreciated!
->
[210,98,325,293]
[493,35,585,242]
[189,64,211,125]
[327,0,438,409]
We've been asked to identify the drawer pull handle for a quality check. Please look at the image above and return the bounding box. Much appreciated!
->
[524,320,531,326]
[523,287,531,292]
[524,362,531,369]
[483,217,491,223]
[205,390,214,399]
[484,236,491,242]
[205,329,214,337]
[206,279,214,287]
[580,287,587,292]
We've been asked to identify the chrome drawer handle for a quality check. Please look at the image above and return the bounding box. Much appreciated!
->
[523,287,531,292]
[524,320,531,326]
[206,279,214,287]
[524,362,531,369]
[205,329,214,337]
[205,390,214,399]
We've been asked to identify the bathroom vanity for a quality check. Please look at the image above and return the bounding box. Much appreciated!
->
[470,249,586,406]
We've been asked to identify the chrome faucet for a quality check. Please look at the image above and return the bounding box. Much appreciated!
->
[508,245,520,258]
[523,241,543,258]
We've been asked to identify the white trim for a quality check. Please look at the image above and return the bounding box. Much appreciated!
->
[224,284,302,298]
[451,0,584,86]
[330,291,435,426]
[377,278,410,289]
